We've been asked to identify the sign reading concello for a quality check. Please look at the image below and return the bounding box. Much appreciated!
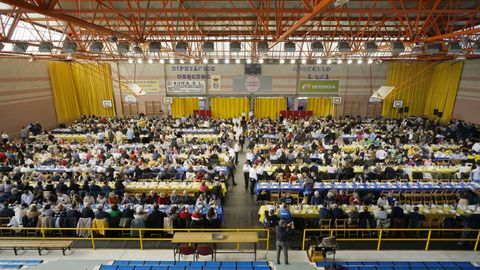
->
[298,80,339,93]
[166,80,205,94]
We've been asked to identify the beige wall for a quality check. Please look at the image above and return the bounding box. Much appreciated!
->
[0,59,57,136]
[113,61,389,116]
[452,60,480,124]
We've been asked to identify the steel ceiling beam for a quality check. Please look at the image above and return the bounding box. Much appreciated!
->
[0,0,138,42]
[270,0,334,48]
[423,27,480,42]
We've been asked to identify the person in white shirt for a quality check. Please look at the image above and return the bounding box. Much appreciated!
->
[376,195,389,207]
[243,162,251,190]
[234,142,241,164]
[249,165,258,194]
[375,149,387,162]
[1,131,9,144]
[126,128,134,143]
[20,190,34,205]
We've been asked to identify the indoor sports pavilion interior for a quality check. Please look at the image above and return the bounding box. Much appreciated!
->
[0,0,479,270]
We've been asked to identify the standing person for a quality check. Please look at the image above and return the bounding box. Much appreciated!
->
[275,219,292,265]
[249,164,258,195]
[234,141,241,164]
[1,131,8,144]
[243,162,251,190]
[226,160,237,186]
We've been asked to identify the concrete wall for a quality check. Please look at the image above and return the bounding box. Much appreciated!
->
[0,59,57,136]
[452,60,480,124]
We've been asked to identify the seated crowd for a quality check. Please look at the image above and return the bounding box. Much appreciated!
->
[0,115,246,236]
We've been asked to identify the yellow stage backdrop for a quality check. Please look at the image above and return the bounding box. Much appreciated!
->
[254,97,287,119]
[171,97,199,117]
[211,97,249,118]
[48,62,116,123]
[307,97,336,117]
[382,61,463,121]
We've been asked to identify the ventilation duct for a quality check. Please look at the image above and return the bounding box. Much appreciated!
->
[311,42,324,52]
[230,42,241,52]
[392,41,405,53]
[90,42,104,53]
[284,42,296,52]
[39,42,53,53]
[364,42,378,52]
[117,42,130,54]
[202,42,214,52]
[13,42,29,53]
[337,42,351,52]
[149,42,161,53]
[62,41,78,53]
[257,41,269,52]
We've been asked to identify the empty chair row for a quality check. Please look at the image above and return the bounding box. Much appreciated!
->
[112,261,268,267]
[100,265,270,270]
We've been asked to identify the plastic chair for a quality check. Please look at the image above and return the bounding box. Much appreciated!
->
[196,245,215,261]
[175,245,196,261]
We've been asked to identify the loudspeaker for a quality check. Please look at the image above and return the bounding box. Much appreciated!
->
[404,107,409,113]
[399,108,404,114]
[437,112,443,118]
[433,109,439,116]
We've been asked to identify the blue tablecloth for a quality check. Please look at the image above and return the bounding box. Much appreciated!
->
[255,181,480,194]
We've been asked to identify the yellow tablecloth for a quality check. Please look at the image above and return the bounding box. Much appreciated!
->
[258,204,473,223]
[125,181,227,195]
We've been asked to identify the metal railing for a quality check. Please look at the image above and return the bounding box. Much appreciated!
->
[302,228,480,251]
[0,227,270,251]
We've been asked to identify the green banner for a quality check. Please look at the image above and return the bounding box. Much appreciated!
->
[298,80,339,93]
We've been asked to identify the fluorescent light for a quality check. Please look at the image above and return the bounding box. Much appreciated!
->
[148,59,153,64]
[246,59,252,64]
[258,59,264,64]
[301,59,307,64]
[326,59,332,64]
[290,59,296,64]
[337,59,343,64]
[367,59,373,64]
[137,59,143,64]
[316,59,322,64]
[203,58,208,64]
[179,59,185,64]
[128,59,134,64]
[224,59,230,64]
[169,59,175,64]
[357,59,363,64]
[190,58,195,64]
[159,59,165,64]
[347,59,353,64]
[213,59,219,64]
[279,59,285,64]
[235,59,241,64]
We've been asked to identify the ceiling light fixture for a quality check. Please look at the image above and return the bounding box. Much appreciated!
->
[169,59,175,64]
[279,59,285,64]
[246,59,252,64]
[159,59,165,64]
[203,58,208,64]
[190,58,195,64]
[179,59,185,64]
[337,59,343,64]
[290,59,296,64]
[326,59,332,64]
[367,59,373,64]
[224,59,230,64]
[357,59,363,64]
[301,59,307,64]
[316,59,322,64]
[347,59,353,64]
[137,59,142,64]
[213,59,219,64]
[235,59,241,64]
[147,59,153,64]
[258,59,264,64]
[128,58,134,64]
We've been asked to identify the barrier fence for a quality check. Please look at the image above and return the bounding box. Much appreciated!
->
[302,228,480,251]
[1,226,479,252]
[0,227,270,251]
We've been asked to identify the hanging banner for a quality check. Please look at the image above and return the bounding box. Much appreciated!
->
[210,75,221,91]
[120,80,160,93]
[298,80,339,93]
[166,80,205,94]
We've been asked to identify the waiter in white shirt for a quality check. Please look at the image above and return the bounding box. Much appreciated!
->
[243,162,251,190]
[249,164,258,194]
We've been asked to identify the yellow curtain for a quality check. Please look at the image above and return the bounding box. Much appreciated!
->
[423,62,464,121]
[48,62,81,123]
[48,62,116,124]
[211,97,249,118]
[382,61,463,121]
[171,97,199,117]
[382,62,433,118]
[307,97,336,117]
[254,97,287,119]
